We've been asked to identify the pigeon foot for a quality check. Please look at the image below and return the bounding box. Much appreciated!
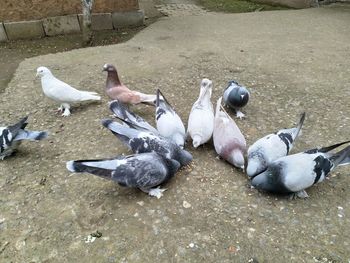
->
[148,187,167,199]
[236,111,245,119]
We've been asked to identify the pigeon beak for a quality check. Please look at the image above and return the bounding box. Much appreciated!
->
[35,72,39,77]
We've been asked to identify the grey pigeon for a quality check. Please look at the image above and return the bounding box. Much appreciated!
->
[102,119,192,166]
[251,141,350,198]
[66,152,181,198]
[213,97,246,169]
[247,112,306,177]
[156,89,186,148]
[187,78,214,148]
[109,100,158,134]
[36,66,101,117]
[223,80,250,119]
[0,116,48,160]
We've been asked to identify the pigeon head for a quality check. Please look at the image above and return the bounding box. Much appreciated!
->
[246,154,267,177]
[36,66,52,77]
[164,158,181,175]
[200,78,213,95]
[102,64,117,72]
[228,149,245,170]
[175,149,193,166]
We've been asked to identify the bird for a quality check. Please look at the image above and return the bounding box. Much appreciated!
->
[187,78,214,148]
[102,118,193,166]
[103,64,156,105]
[155,89,186,148]
[109,100,158,134]
[36,66,101,117]
[66,152,181,199]
[0,116,48,160]
[213,97,246,169]
[251,140,350,198]
[223,80,250,119]
[246,112,306,178]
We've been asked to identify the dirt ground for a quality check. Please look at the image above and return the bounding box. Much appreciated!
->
[1,4,350,263]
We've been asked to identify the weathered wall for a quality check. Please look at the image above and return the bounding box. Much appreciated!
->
[0,0,139,22]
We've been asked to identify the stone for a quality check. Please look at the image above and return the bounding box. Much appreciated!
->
[78,13,113,31]
[0,23,8,42]
[112,10,144,29]
[4,20,45,40]
[43,15,81,36]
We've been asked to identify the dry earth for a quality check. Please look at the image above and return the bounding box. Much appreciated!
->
[1,5,350,262]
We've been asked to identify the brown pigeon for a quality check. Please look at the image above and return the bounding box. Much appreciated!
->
[102,64,156,105]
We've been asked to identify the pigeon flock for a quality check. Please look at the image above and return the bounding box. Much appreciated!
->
[1,63,349,200]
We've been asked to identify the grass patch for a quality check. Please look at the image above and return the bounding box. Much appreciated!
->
[199,0,289,13]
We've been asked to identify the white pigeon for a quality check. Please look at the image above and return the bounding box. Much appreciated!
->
[251,141,350,198]
[213,97,246,169]
[246,112,306,178]
[155,89,186,148]
[36,66,101,117]
[187,78,214,148]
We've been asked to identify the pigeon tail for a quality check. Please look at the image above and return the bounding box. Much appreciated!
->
[215,97,223,118]
[293,112,306,139]
[305,140,350,154]
[109,100,158,133]
[14,130,48,141]
[137,92,157,105]
[78,91,101,101]
[331,145,350,167]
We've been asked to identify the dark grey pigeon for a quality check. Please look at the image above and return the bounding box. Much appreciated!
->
[102,119,192,166]
[0,116,48,160]
[247,112,306,177]
[109,100,158,134]
[251,141,350,198]
[223,80,250,119]
[66,152,181,198]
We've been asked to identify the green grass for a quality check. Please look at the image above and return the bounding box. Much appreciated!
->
[199,0,289,13]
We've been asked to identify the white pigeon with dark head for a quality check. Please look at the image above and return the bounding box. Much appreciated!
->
[36,66,101,117]
[247,112,306,178]
[223,80,250,119]
[66,152,181,199]
[155,89,186,148]
[187,78,214,148]
[102,119,192,166]
[213,97,246,169]
[251,141,350,198]
[0,116,48,160]
[109,100,158,134]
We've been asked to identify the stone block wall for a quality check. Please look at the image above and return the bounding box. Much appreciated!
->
[0,0,143,42]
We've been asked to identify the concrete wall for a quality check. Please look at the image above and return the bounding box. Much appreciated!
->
[0,0,139,22]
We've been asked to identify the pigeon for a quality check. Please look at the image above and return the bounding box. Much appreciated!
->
[36,66,101,117]
[251,141,350,198]
[102,119,193,166]
[155,89,186,148]
[213,97,247,169]
[103,64,156,105]
[187,78,214,148]
[0,116,48,160]
[109,100,158,134]
[223,80,250,119]
[247,112,306,178]
[66,152,181,198]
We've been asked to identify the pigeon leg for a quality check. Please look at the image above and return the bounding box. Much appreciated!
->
[289,190,309,199]
[236,110,245,119]
[140,186,167,199]
[54,105,64,113]
[61,103,71,117]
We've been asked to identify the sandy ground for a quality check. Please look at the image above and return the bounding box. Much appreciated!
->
[1,5,350,262]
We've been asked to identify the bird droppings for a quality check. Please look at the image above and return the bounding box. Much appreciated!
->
[183,200,192,208]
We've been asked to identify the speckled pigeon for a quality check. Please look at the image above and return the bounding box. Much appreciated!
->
[247,112,306,177]
[66,152,181,199]
[251,141,350,198]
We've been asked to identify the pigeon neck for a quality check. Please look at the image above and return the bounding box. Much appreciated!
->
[107,71,121,87]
